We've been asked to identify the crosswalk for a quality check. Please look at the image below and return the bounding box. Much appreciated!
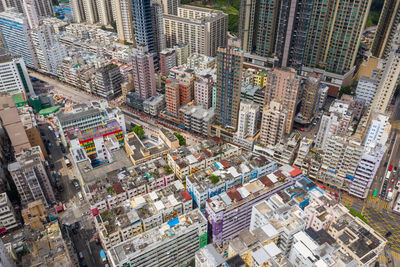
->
[391,251,400,261]
[366,196,392,211]
[379,254,386,264]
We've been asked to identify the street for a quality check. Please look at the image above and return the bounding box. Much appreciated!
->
[38,123,104,267]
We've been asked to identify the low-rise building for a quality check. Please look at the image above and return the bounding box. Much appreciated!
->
[206,165,303,244]
[94,180,192,250]
[355,76,379,107]
[21,221,74,266]
[179,103,215,136]
[107,209,207,267]
[21,199,47,230]
[124,131,171,166]
[167,140,241,182]
[186,153,277,209]
[187,53,216,71]
[143,94,165,116]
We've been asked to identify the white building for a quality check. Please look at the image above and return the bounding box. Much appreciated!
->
[0,50,35,96]
[30,24,67,76]
[107,209,208,267]
[187,53,216,71]
[370,25,400,115]
[0,192,18,231]
[349,144,386,199]
[318,137,363,188]
[250,195,306,255]
[235,99,259,139]
[259,101,287,146]
[315,100,353,150]
[355,76,379,107]
[364,113,390,148]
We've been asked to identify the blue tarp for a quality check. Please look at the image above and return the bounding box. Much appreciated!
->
[168,217,179,227]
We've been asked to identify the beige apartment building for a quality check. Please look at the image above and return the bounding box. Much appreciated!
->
[259,100,287,146]
[112,0,134,43]
[264,68,301,135]
[163,5,228,56]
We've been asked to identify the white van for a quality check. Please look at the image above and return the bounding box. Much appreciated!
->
[78,192,83,201]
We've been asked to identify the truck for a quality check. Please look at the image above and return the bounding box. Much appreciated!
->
[64,156,72,167]
[100,249,107,263]
[387,191,394,201]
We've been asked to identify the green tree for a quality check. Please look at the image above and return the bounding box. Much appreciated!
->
[174,132,186,146]
[132,125,145,139]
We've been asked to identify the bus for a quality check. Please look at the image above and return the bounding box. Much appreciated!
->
[373,189,378,197]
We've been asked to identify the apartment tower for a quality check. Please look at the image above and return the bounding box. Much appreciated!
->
[132,0,155,53]
[215,41,243,130]
[131,45,156,100]
[371,0,400,58]
[259,100,286,146]
[163,5,228,56]
[264,68,300,135]
[112,0,134,43]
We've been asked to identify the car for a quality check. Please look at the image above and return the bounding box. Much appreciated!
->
[388,187,393,192]
[391,178,395,183]
[385,231,392,238]
[72,180,80,189]
[79,252,84,259]
[60,145,66,153]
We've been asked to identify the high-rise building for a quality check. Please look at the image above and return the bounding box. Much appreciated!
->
[151,0,166,53]
[240,0,371,74]
[194,74,213,109]
[255,0,280,57]
[275,0,314,69]
[371,0,400,58]
[370,32,400,115]
[165,71,194,116]
[238,0,258,54]
[4,0,23,12]
[132,0,154,53]
[259,100,286,146]
[164,5,228,56]
[96,0,114,25]
[160,0,180,15]
[23,0,39,29]
[0,9,38,68]
[236,99,259,139]
[215,42,243,130]
[0,49,35,96]
[30,24,67,75]
[303,0,371,74]
[82,0,98,24]
[8,146,55,206]
[112,0,134,43]
[299,73,320,121]
[0,192,18,231]
[131,45,156,100]
[70,0,86,23]
[159,48,176,76]
[93,63,122,99]
[264,68,300,135]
